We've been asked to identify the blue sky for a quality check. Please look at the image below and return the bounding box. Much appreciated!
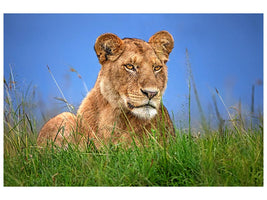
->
[4,14,263,127]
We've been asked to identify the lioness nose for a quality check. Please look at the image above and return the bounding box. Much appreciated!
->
[141,89,158,100]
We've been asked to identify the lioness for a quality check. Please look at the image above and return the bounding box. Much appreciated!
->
[37,31,174,148]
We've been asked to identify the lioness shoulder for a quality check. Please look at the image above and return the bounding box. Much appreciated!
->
[37,31,175,148]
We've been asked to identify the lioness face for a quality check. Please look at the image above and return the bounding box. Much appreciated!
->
[110,39,167,119]
[95,31,174,119]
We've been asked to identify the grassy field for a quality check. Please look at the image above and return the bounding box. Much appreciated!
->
[4,128,263,186]
[4,85,263,187]
[4,61,263,186]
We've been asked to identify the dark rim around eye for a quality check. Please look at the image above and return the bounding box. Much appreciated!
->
[124,64,135,71]
[154,66,162,71]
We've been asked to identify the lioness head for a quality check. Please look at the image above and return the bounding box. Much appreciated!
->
[95,31,174,120]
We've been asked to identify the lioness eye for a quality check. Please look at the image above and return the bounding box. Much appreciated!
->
[124,64,136,71]
[154,66,162,71]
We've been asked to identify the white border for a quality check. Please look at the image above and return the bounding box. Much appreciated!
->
[0,0,266,13]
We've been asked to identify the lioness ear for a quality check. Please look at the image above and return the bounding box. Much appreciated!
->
[94,33,124,64]
[149,31,174,63]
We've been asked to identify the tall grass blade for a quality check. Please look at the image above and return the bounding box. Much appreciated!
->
[212,94,224,137]
[186,49,208,134]
[46,65,73,112]
[70,66,89,93]
[215,88,241,134]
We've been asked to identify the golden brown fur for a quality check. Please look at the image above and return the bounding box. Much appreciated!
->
[37,31,174,148]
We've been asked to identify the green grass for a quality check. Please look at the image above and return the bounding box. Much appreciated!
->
[4,115,263,186]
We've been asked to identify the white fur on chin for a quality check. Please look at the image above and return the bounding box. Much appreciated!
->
[131,107,158,120]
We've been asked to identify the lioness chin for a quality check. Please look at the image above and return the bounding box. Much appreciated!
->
[37,31,175,148]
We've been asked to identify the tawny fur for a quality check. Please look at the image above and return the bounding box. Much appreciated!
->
[37,31,174,148]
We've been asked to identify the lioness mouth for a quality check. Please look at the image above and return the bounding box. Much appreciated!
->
[127,102,156,110]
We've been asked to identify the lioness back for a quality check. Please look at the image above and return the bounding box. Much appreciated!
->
[37,31,174,148]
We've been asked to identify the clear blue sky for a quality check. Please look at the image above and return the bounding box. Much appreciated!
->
[4,14,263,127]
